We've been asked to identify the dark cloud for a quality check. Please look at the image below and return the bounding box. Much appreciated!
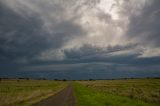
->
[0,0,160,79]
[0,2,86,64]
[0,3,49,62]
[64,44,160,65]
[1,63,160,80]
[126,0,160,47]
[64,44,131,60]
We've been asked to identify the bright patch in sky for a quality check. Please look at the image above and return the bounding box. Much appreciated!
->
[0,0,160,79]
[98,0,120,20]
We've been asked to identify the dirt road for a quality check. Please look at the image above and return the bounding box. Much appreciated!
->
[33,85,76,106]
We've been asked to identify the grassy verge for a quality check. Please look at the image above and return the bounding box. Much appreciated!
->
[77,78,160,104]
[0,79,67,106]
[74,83,158,106]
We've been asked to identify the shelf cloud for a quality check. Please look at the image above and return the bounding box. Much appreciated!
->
[0,0,160,79]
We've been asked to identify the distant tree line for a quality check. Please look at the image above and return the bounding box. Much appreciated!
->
[0,77,160,81]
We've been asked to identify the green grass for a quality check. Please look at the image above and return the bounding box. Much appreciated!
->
[77,78,160,105]
[74,83,158,106]
[1,78,159,106]
[0,79,67,106]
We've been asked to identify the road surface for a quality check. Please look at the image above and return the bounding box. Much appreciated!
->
[33,85,76,106]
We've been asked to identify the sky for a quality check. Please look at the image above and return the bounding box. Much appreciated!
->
[0,0,160,80]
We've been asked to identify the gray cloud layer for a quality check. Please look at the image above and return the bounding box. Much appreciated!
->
[126,0,160,47]
[0,1,86,63]
[0,0,160,79]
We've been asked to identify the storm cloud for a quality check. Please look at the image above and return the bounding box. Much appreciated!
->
[126,0,160,47]
[0,0,160,79]
[0,1,86,63]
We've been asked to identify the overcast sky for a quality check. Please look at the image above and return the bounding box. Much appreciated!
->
[0,0,160,79]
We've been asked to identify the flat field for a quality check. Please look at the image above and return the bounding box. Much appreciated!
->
[0,78,159,106]
[75,78,160,106]
[0,79,67,106]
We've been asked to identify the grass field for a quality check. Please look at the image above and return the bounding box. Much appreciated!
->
[0,78,159,106]
[0,79,67,106]
[75,78,160,106]
[74,83,158,106]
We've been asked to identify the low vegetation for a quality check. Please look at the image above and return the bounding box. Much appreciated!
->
[0,79,67,106]
[77,78,160,105]
[74,83,157,106]
[0,78,159,106]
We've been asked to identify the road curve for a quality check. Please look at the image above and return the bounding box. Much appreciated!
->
[33,85,76,106]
